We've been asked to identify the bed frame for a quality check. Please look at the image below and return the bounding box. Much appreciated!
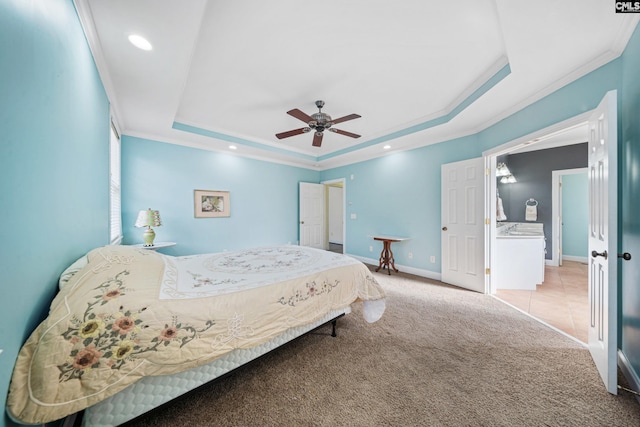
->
[63,308,349,427]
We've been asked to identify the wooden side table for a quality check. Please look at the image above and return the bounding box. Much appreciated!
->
[373,236,410,275]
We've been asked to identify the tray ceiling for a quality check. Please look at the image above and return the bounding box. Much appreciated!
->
[76,0,639,169]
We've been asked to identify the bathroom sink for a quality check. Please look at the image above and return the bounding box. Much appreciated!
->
[496,222,544,237]
[507,231,542,236]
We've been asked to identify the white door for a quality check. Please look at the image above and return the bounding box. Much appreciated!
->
[441,157,485,293]
[299,182,325,249]
[587,90,618,395]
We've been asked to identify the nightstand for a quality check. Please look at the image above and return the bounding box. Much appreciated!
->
[131,242,176,251]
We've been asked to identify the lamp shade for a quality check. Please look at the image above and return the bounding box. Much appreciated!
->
[135,209,162,228]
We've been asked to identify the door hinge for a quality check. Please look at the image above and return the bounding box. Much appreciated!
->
[486,168,491,175]
[485,268,491,275]
[485,218,490,225]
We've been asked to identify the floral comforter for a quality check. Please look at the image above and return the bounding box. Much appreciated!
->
[7,245,385,425]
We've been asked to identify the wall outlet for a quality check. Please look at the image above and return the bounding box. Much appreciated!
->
[430,256,436,263]
[369,246,373,252]
[408,252,413,259]
[350,213,357,219]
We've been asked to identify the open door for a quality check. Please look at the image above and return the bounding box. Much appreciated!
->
[299,182,325,249]
[587,90,618,394]
[441,157,485,293]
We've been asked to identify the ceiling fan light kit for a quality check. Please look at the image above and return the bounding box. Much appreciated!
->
[276,100,361,147]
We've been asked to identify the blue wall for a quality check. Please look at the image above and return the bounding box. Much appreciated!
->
[0,1,110,426]
[561,172,588,258]
[620,23,640,384]
[321,135,482,271]
[121,137,319,255]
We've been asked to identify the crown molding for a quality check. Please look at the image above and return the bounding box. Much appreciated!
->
[73,0,125,131]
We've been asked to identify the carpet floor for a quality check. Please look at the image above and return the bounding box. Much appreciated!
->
[125,267,640,426]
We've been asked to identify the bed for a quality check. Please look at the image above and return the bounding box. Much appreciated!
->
[6,244,385,426]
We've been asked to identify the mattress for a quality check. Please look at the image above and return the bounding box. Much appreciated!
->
[80,306,351,427]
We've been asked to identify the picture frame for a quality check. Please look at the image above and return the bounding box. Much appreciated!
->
[194,190,230,218]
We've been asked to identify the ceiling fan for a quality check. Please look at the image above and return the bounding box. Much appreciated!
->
[275,100,361,147]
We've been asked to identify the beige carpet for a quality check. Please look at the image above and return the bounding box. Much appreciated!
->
[126,268,640,426]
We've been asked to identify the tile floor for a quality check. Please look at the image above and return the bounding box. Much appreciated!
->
[495,260,589,343]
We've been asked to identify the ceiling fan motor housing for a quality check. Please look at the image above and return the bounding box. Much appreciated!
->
[310,112,332,132]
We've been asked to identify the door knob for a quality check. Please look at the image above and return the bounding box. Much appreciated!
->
[442,227,448,231]
[618,252,632,261]
[300,221,304,224]
[591,250,608,260]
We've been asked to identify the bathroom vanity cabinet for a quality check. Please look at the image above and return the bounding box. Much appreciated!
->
[495,223,545,290]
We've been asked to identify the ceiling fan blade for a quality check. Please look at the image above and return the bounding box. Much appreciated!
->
[287,108,314,123]
[275,127,309,139]
[312,132,324,147]
[331,113,361,125]
[330,128,361,139]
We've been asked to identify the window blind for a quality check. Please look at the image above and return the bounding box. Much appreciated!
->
[109,121,122,244]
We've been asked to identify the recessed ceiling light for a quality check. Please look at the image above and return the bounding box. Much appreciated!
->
[128,34,152,51]
[383,145,391,150]
[229,145,237,150]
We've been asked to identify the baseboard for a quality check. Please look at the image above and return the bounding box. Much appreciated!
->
[348,254,442,281]
[545,256,588,266]
[562,255,588,263]
[618,349,640,404]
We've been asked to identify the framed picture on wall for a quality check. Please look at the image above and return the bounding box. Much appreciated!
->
[194,190,230,218]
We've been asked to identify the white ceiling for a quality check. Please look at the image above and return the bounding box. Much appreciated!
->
[75,0,638,170]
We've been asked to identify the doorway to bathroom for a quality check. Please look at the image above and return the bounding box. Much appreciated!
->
[486,118,590,344]
[487,90,620,394]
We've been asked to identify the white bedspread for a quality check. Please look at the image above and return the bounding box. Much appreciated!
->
[160,246,360,299]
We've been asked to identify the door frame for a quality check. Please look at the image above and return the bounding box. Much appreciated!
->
[551,168,589,267]
[483,102,618,394]
[322,178,347,253]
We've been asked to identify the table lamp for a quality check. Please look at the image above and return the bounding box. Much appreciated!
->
[135,208,162,246]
